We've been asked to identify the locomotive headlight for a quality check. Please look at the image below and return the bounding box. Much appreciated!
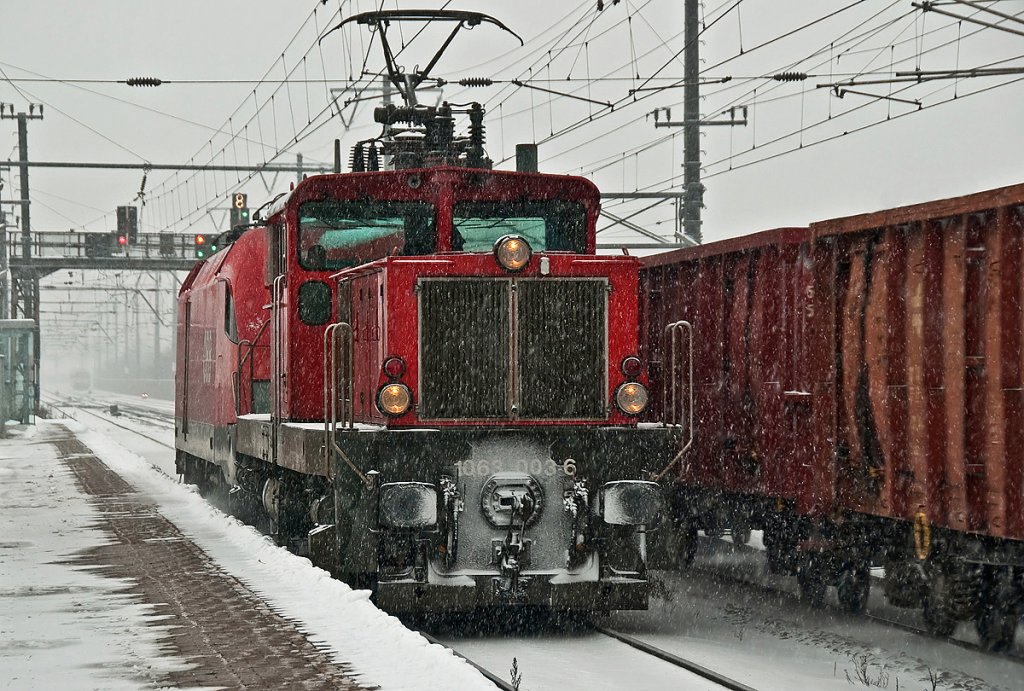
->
[377,383,412,416]
[615,382,649,415]
[601,481,662,526]
[379,482,438,529]
[493,235,532,272]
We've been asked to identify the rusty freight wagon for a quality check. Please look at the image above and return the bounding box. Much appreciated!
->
[641,182,1024,650]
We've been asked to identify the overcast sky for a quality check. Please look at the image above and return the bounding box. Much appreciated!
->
[3,0,1024,246]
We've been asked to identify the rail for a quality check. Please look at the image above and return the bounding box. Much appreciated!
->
[654,320,694,482]
[322,322,371,488]
[593,626,758,691]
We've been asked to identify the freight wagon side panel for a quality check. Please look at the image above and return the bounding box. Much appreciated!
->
[812,185,1024,541]
[641,228,815,503]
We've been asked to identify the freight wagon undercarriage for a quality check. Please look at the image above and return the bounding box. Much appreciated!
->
[669,485,1024,651]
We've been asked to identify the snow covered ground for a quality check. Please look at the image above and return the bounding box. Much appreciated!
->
[1,415,492,691]
[20,394,1024,691]
[0,423,191,690]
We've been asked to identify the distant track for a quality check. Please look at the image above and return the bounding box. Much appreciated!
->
[41,394,177,484]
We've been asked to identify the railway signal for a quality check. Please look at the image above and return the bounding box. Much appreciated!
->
[116,205,139,243]
[194,233,208,258]
[229,192,249,229]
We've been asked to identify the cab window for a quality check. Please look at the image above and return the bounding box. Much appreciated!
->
[298,200,436,270]
[452,200,587,253]
[224,285,238,343]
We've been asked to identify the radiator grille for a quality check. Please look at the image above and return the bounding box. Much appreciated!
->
[517,280,607,418]
[419,280,510,419]
[418,278,607,420]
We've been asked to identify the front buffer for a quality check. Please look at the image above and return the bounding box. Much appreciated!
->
[316,426,678,613]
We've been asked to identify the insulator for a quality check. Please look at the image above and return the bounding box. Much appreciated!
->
[351,144,365,173]
[126,77,163,87]
[773,72,807,82]
[458,77,494,87]
[468,103,486,168]
[368,143,380,172]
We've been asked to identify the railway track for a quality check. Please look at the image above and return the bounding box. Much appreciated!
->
[420,612,759,691]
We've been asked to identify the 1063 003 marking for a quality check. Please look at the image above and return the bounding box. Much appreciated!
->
[459,458,577,478]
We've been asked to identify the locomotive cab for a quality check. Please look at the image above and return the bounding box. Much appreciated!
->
[236,166,678,612]
[179,166,684,614]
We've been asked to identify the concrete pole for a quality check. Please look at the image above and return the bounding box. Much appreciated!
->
[0,208,7,320]
[134,293,141,379]
[683,0,704,244]
[153,273,161,371]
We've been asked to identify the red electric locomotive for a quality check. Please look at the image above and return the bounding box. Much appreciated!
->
[175,10,686,613]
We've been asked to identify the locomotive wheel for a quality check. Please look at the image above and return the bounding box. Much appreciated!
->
[797,555,827,609]
[703,526,724,540]
[922,569,957,637]
[837,565,870,614]
[765,530,796,575]
[669,522,699,569]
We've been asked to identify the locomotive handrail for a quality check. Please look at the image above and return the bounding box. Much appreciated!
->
[323,322,372,488]
[654,320,694,483]
[270,275,287,466]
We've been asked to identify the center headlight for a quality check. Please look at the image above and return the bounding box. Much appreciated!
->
[615,382,649,415]
[379,482,438,529]
[493,235,532,272]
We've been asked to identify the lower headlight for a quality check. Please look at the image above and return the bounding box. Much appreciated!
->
[602,481,662,525]
[377,383,412,416]
[615,382,649,415]
[379,482,438,529]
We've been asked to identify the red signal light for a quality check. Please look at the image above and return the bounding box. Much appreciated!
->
[117,234,128,246]
[195,234,206,245]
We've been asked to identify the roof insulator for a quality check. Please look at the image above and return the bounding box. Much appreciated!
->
[459,77,494,87]
[126,77,163,87]
[772,72,807,82]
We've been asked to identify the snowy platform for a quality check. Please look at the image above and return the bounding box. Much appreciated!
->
[0,420,491,691]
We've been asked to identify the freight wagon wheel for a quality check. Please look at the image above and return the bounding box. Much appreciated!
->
[797,555,827,609]
[975,605,1018,652]
[922,569,957,637]
[975,570,1018,652]
[836,565,870,614]
[765,530,796,575]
